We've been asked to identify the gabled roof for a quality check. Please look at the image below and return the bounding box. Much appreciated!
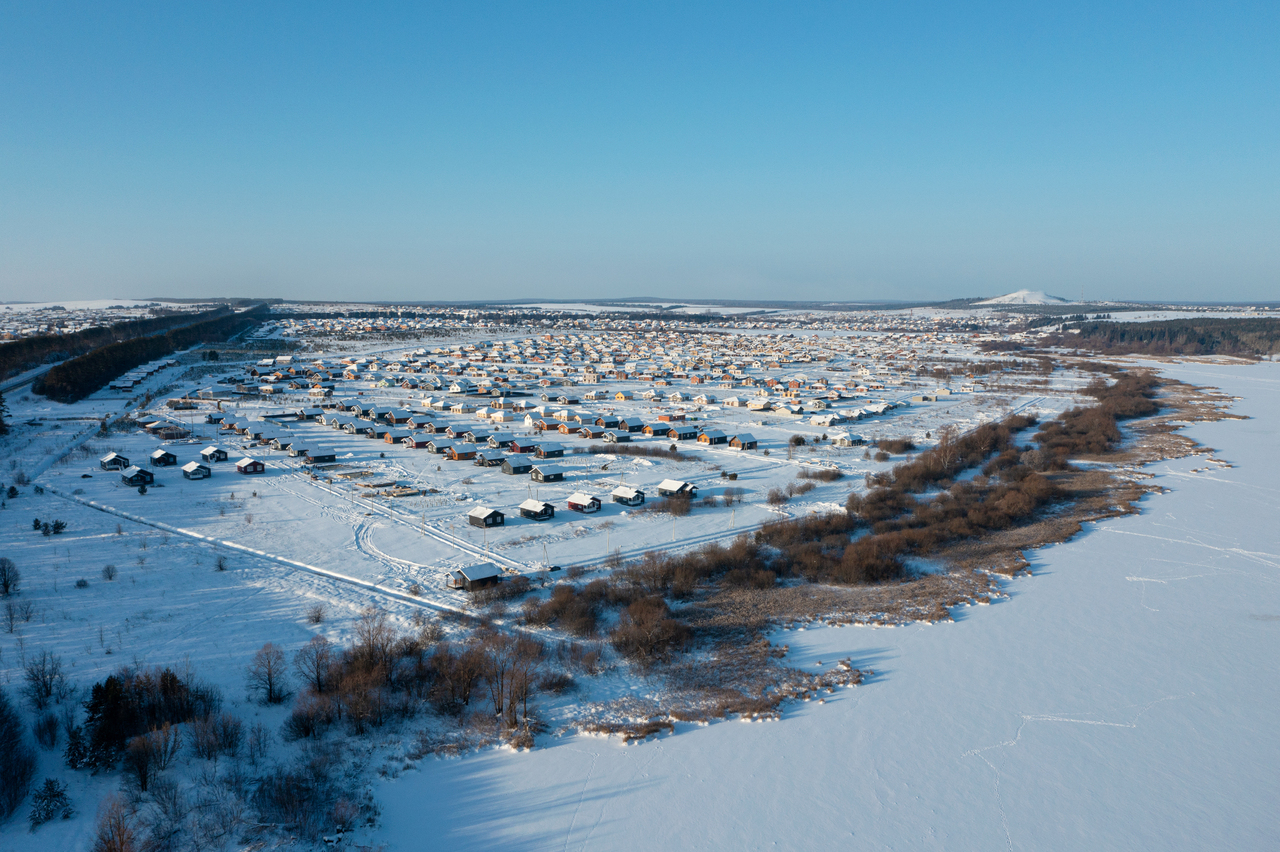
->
[567,492,598,504]
[467,505,502,519]
[457,563,503,581]
[519,498,553,511]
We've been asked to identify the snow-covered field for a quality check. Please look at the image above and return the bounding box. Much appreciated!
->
[369,360,1280,850]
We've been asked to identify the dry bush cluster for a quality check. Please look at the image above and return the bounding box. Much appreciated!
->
[587,444,684,460]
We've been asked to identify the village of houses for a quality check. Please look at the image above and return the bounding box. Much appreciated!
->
[32,305,1076,609]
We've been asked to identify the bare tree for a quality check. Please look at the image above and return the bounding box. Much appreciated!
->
[123,735,155,792]
[353,607,397,681]
[23,650,67,711]
[148,723,182,770]
[91,794,138,852]
[0,557,18,597]
[934,423,961,471]
[293,635,334,694]
[246,643,290,704]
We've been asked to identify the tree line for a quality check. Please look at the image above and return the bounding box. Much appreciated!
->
[0,305,234,382]
[1057,317,1280,357]
[33,305,271,402]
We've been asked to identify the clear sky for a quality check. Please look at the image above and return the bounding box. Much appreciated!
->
[1,2,1276,304]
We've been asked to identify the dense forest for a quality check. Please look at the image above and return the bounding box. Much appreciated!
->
[0,305,234,381]
[1060,317,1280,357]
[33,305,270,402]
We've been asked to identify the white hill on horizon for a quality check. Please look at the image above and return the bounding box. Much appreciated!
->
[976,289,1072,305]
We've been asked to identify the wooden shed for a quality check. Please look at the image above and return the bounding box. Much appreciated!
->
[519,499,555,521]
[200,446,229,462]
[182,461,211,480]
[149,449,178,467]
[448,563,504,591]
[100,452,130,471]
[567,493,601,514]
[467,506,505,528]
[121,466,154,487]
[611,485,645,506]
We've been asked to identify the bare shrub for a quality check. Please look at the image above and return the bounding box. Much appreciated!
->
[101,564,118,581]
[797,467,844,482]
[33,711,59,748]
[536,672,576,694]
[609,598,691,669]
[766,487,789,506]
[281,694,336,741]
[305,603,324,624]
[247,722,271,765]
[876,438,916,454]
[246,643,291,704]
[189,713,240,761]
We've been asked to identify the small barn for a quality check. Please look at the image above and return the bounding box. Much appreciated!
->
[657,479,698,499]
[235,457,266,475]
[467,506,505,528]
[535,443,565,459]
[181,461,211,480]
[304,449,338,464]
[149,449,178,467]
[567,492,601,514]
[100,452,130,471]
[502,457,534,475]
[697,430,727,445]
[448,563,504,592]
[200,446,228,463]
[531,464,565,483]
[728,433,758,450]
[667,425,699,441]
[120,466,154,487]
[605,481,642,504]
[519,499,555,521]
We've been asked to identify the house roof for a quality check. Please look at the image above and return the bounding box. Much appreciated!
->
[519,498,553,511]
[457,563,503,581]
[567,492,598,504]
[611,486,643,499]
[182,461,208,472]
[467,506,502,519]
[531,464,565,476]
[658,478,696,491]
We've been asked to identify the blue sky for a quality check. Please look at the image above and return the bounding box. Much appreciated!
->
[1,2,1276,303]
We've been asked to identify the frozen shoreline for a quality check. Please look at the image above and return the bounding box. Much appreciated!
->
[372,360,1280,851]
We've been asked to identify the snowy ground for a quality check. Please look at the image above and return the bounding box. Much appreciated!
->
[4,335,1273,850]
[369,360,1280,850]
